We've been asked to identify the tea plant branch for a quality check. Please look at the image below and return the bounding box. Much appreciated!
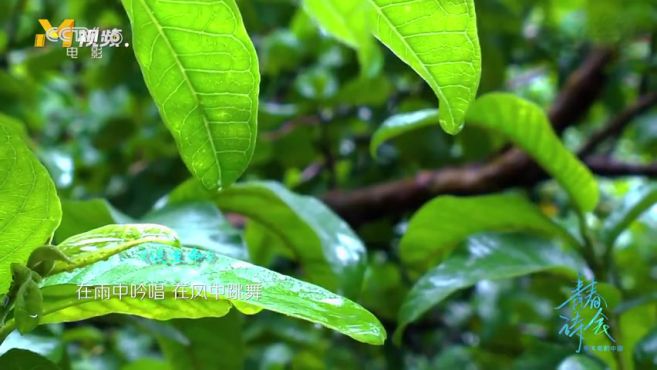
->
[578,92,657,157]
[324,48,615,225]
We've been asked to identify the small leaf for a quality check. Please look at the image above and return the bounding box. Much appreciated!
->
[51,224,181,274]
[557,355,605,370]
[122,0,260,190]
[168,180,367,298]
[368,0,481,133]
[0,120,62,294]
[370,109,439,158]
[396,233,585,340]
[14,275,42,334]
[466,93,599,212]
[41,245,386,345]
[603,184,657,245]
[0,349,60,370]
[399,194,578,270]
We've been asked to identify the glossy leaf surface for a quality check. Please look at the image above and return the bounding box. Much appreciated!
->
[122,0,260,189]
[466,93,599,212]
[368,0,481,133]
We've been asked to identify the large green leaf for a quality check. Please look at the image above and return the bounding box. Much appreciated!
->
[466,93,599,212]
[39,245,386,345]
[369,109,439,158]
[399,194,578,270]
[0,120,61,294]
[396,233,585,340]
[367,0,481,134]
[303,0,379,76]
[603,184,657,245]
[122,0,260,190]
[168,180,367,298]
[51,224,181,274]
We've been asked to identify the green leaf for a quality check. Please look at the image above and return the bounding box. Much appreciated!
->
[399,194,578,270]
[396,233,585,340]
[368,0,481,134]
[157,314,244,370]
[303,0,380,76]
[0,120,61,294]
[466,93,599,212]
[55,199,132,242]
[122,0,260,190]
[27,246,71,278]
[370,109,439,158]
[51,224,181,274]
[0,349,60,370]
[142,202,247,260]
[14,274,42,334]
[169,180,367,298]
[557,355,605,370]
[603,184,657,245]
[40,245,386,345]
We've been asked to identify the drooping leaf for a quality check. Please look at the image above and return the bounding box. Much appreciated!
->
[143,201,247,260]
[40,244,386,345]
[466,93,599,212]
[51,224,181,274]
[370,109,439,158]
[603,184,657,245]
[0,120,61,294]
[303,0,380,76]
[27,246,71,277]
[157,313,244,370]
[396,233,585,340]
[368,0,481,134]
[55,199,132,242]
[168,180,367,298]
[0,348,61,370]
[399,194,579,270]
[14,273,42,334]
[557,355,605,370]
[122,0,260,190]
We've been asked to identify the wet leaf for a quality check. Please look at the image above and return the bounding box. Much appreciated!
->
[396,233,585,340]
[400,194,579,270]
[368,0,481,133]
[168,180,367,298]
[51,224,181,274]
[40,244,386,345]
[122,0,260,189]
[0,119,61,294]
[466,93,599,212]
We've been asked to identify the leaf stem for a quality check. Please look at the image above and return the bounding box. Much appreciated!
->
[576,211,606,281]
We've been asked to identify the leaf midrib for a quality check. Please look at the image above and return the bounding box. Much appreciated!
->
[137,0,222,185]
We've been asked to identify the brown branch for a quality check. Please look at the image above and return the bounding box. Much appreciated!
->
[578,92,657,157]
[585,156,657,177]
[323,48,615,226]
